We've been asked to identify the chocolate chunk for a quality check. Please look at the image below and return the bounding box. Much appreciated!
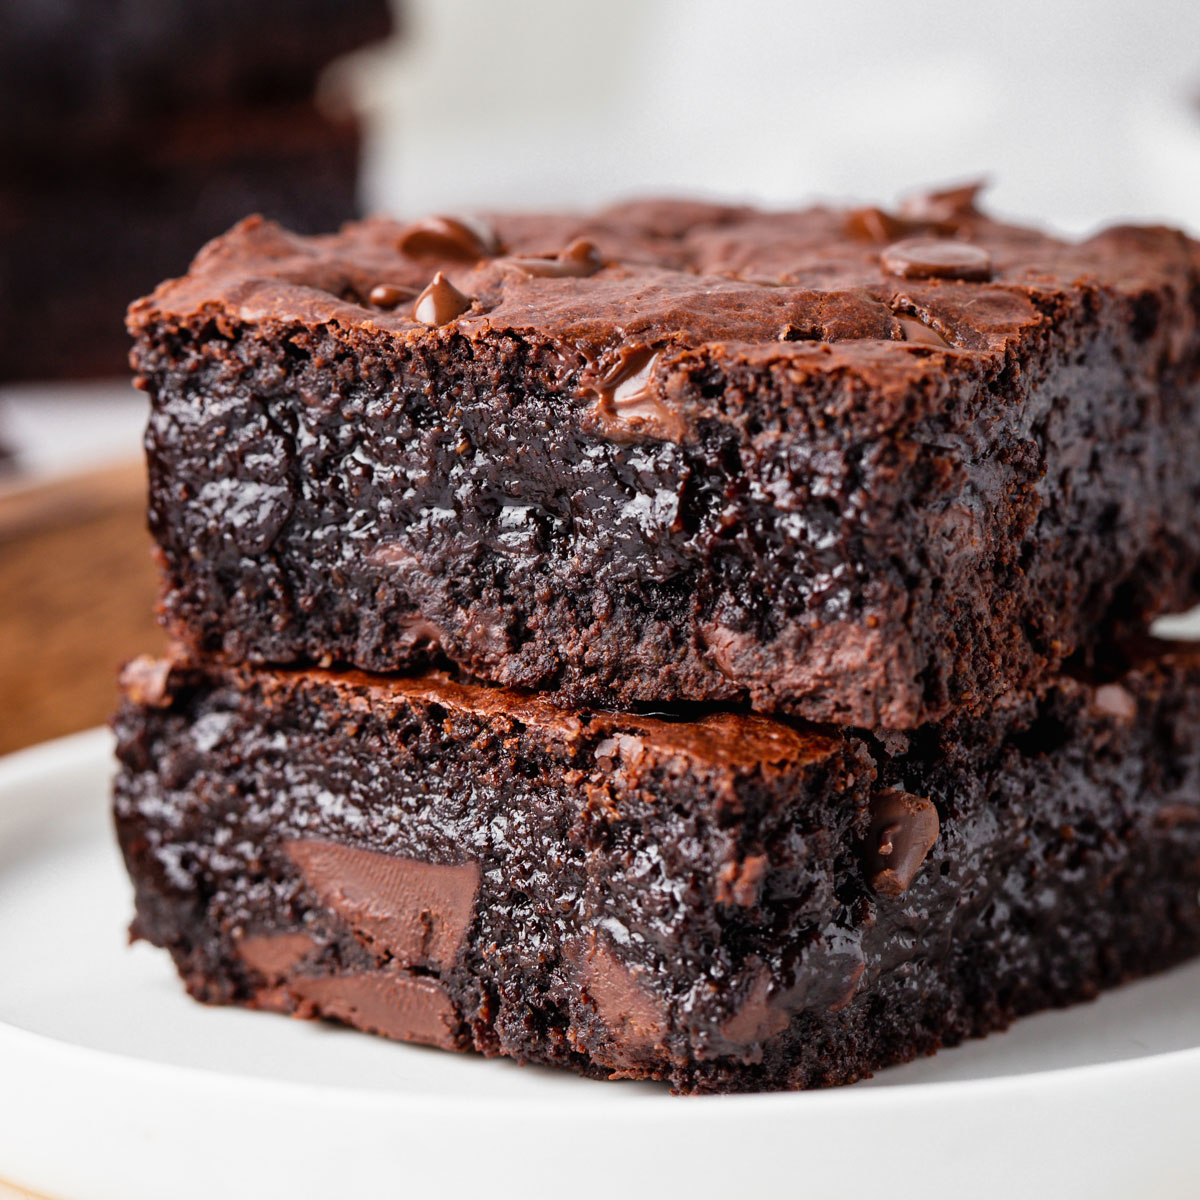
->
[720,970,789,1046]
[236,931,319,982]
[498,238,602,279]
[119,655,174,708]
[881,238,993,282]
[285,840,480,967]
[368,283,415,309]
[412,272,473,326]
[288,969,459,1049]
[895,314,950,347]
[581,941,666,1052]
[396,214,498,261]
[865,789,940,896]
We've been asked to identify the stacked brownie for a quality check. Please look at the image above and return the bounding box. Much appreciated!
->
[0,0,391,381]
[114,187,1200,1093]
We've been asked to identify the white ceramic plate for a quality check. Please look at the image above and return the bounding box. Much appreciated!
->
[0,730,1198,1200]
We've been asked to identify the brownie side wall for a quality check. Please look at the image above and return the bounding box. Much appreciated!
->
[113,654,1200,1093]
[137,279,1200,725]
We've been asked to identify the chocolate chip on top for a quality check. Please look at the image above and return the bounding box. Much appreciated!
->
[412,271,473,326]
[881,238,993,282]
[900,179,987,224]
[844,206,913,243]
[865,789,940,897]
[498,237,603,278]
[396,214,499,261]
[368,283,416,309]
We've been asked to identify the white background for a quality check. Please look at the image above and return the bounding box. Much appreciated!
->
[347,0,1200,234]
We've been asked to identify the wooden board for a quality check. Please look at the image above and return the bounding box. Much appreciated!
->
[0,462,163,754]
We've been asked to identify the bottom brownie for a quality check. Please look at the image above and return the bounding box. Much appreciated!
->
[112,647,1200,1094]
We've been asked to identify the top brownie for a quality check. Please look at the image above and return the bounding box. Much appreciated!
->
[128,187,1200,727]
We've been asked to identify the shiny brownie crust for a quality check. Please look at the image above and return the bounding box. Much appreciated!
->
[129,192,1200,727]
[112,645,1200,1094]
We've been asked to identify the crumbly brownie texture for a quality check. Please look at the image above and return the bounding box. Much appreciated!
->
[0,0,391,163]
[112,644,1200,1094]
[0,103,361,381]
[129,190,1200,726]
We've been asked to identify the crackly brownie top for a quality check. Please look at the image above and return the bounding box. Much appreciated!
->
[129,185,1200,436]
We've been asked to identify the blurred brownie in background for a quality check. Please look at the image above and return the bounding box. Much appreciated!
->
[0,0,392,160]
[1,102,363,381]
[0,0,392,381]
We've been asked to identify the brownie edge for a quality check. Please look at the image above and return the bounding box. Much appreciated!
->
[113,647,1200,1093]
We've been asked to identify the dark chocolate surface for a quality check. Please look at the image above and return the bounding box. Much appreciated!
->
[112,644,1200,1093]
[130,191,1200,725]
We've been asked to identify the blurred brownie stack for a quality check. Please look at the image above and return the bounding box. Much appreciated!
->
[113,189,1200,1093]
[0,0,392,381]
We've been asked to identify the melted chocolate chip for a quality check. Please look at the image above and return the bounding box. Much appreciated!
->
[285,840,481,967]
[583,346,686,443]
[368,283,416,309]
[895,314,951,347]
[602,346,659,406]
[412,272,473,326]
[865,789,940,897]
[881,238,993,282]
[498,238,602,278]
[288,970,459,1049]
[396,214,498,261]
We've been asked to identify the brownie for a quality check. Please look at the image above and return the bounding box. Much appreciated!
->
[128,189,1200,727]
[1,103,361,381]
[112,643,1200,1094]
[0,0,391,163]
